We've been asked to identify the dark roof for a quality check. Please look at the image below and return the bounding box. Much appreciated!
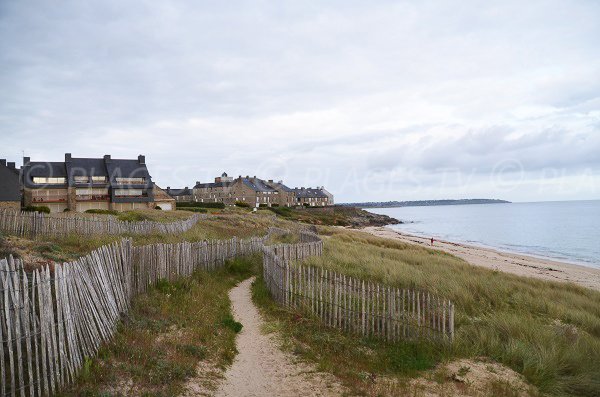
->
[26,162,67,178]
[268,182,293,192]
[0,160,20,201]
[292,188,328,198]
[242,178,277,192]
[167,187,192,197]
[67,157,108,177]
[194,181,233,189]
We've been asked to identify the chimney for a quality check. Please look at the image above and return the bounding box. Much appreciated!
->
[185,186,188,190]
[0,159,5,167]
[104,155,111,162]
[138,155,145,164]
[268,179,273,183]
[7,162,15,170]
[23,157,30,166]
[65,153,72,162]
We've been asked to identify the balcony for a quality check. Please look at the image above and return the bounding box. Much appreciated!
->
[76,195,110,202]
[32,196,67,203]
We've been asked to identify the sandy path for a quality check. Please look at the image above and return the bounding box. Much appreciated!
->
[212,277,347,397]
[363,226,600,291]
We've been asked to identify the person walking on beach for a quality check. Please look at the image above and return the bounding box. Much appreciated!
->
[430,237,434,246]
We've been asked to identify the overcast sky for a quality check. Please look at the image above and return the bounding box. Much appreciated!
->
[1,0,599,202]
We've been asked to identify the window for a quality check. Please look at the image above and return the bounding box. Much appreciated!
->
[114,189,144,197]
[92,176,107,183]
[74,176,89,183]
[115,177,145,184]
[33,177,66,184]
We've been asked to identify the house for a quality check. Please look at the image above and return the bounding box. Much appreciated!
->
[153,185,177,210]
[166,187,193,203]
[292,187,330,207]
[319,186,334,205]
[194,173,287,208]
[264,180,296,207]
[0,159,21,210]
[22,153,159,213]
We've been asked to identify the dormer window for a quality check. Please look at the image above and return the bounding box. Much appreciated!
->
[115,177,145,184]
[33,177,66,184]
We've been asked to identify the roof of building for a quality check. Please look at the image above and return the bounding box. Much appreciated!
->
[67,157,108,177]
[167,187,192,197]
[153,184,176,202]
[292,187,328,198]
[0,160,21,201]
[268,181,293,192]
[242,178,277,192]
[26,161,68,178]
[194,181,233,189]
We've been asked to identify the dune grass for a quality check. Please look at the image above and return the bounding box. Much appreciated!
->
[60,255,260,396]
[279,227,600,396]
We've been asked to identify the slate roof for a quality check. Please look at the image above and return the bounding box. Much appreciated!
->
[268,182,293,192]
[106,159,151,185]
[67,158,108,178]
[194,181,233,189]
[292,188,328,198]
[26,162,67,178]
[167,187,192,197]
[242,178,277,192]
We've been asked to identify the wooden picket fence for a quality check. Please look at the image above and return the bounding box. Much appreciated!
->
[0,227,455,396]
[0,230,274,397]
[0,209,205,238]
[262,231,455,342]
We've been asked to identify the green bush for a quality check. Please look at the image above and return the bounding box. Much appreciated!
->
[303,203,310,207]
[176,202,225,209]
[23,205,51,214]
[258,203,268,208]
[235,201,251,208]
[176,207,207,213]
[85,209,118,215]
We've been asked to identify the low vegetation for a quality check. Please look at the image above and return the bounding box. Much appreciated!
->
[176,201,226,209]
[252,227,600,397]
[265,205,400,227]
[5,207,600,396]
[61,255,259,396]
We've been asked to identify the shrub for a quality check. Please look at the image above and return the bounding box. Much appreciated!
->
[271,203,279,207]
[22,205,51,214]
[176,207,207,213]
[155,206,162,210]
[85,209,118,215]
[235,201,251,208]
[176,202,225,209]
[303,203,310,207]
[259,204,268,208]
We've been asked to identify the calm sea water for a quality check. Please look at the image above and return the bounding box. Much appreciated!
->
[367,200,600,268]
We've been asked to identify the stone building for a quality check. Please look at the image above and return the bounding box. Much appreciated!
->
[193,173,293,208]
[22,153,160,213]
[0,159,21,210]
[291,187,330,207]
[166,187,193,203]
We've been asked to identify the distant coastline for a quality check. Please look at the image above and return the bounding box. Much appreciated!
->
[339,198,511,208]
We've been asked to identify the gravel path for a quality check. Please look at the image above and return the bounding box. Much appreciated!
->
[213,277,347,397]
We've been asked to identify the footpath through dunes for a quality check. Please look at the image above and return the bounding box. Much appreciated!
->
[187,277,348,397]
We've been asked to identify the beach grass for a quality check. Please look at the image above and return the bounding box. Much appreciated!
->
[265,227,600,396]
[61,254,261,396]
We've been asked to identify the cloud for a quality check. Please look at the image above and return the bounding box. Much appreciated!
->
[1,0,599,202]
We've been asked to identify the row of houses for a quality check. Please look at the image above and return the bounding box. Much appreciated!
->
[166,172,334,208]
[0,155,333,213]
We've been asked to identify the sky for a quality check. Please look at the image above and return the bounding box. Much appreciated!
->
[1,0,599,203]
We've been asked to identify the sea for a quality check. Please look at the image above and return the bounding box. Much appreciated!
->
[367,200,600,269]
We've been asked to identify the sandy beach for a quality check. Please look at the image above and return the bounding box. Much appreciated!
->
[362,226,600,292]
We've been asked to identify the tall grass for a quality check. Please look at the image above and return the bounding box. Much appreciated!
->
[299,228,600,396]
